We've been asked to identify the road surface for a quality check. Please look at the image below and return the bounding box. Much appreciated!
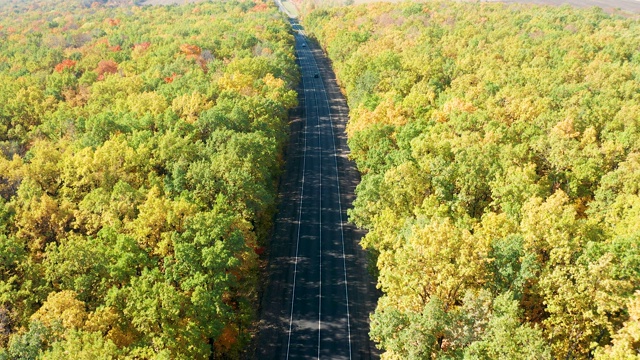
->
[255,11,379,360]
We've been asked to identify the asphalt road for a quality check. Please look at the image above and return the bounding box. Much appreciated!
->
[255,14,379,360]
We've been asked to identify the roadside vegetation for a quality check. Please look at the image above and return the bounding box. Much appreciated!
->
[305,1,640,358]
[0,0,298,358]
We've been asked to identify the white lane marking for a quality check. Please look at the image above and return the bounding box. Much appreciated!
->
[303,36,353,360]
[286,36,309,360]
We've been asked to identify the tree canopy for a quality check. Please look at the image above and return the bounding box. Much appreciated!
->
[0,0,298,358]
[305,1,640,358]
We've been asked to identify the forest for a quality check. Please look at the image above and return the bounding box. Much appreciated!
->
[304,1,640,359]
[0,0,298,358]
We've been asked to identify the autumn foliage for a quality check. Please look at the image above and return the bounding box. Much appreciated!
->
[95,59,118,79]
[306,1,640,359]
[54,59,76,73]
[252,0,269,12]
[180,43,202,58]
[133,41,150,51]
[105,17,120,26]
[180,43,210,72]
[0,0,297,358]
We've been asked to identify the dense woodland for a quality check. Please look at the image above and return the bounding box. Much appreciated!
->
[0,0,298,358]
[305,2,640,359]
